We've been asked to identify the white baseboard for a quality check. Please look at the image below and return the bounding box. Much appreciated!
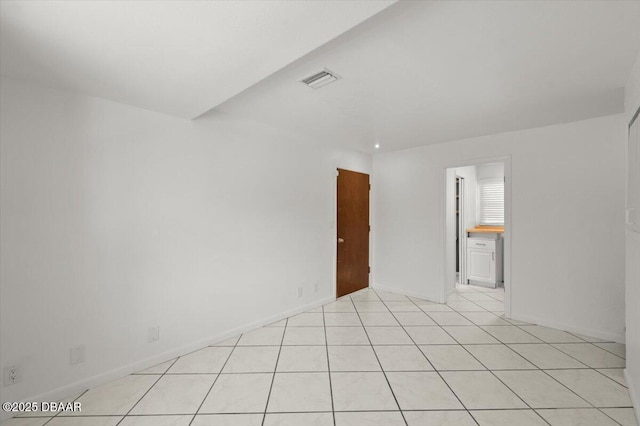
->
[624,369,639,421]
[371,283,443,304]
[508,313,625,343]
[0,295,334,421]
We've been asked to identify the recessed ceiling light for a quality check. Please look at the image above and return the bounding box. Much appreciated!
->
[375,143,380,149]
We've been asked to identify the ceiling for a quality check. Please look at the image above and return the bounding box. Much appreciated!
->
[0,0,394,118]
[1,1,639,153]
[215,1,640,152]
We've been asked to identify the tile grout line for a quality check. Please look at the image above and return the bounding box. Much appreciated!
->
[308,293,635,424]
[457,290,505,306]
[508,325,629,426]
[113,357,181,426]
[372,289,543,425]
[322,303,337,426]
[373,289,482,426]
[548,337,631,405]
[186,335,242,426]
[64,368,634,375]
[121,341,623,347]
[74,367,631,376]
[16,408,635,416]
[41,389,90,425]
[512,324,625,368]
[399,289,553,426]
[586,342,626,359]
[547,338,626,366]
[347,292,410,426]
[440,286,629,426]
[447,288,614,420]
[501,305,629,425]
[260,317,288,426]
[506,315,624,360]
[35,285,631,426]
[430,288,627,384]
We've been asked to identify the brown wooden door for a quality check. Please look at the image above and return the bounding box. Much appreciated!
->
[336,168,370,298]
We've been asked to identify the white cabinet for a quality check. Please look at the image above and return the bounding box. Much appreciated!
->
[467,237,502,287]
[468,247,495,283]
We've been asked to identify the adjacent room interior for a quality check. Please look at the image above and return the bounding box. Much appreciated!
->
[449,162,506,288]
[1,1,639,426]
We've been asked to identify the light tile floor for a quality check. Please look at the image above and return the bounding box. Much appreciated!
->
[3,285,637,426]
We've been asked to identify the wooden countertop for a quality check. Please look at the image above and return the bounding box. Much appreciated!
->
[467,226,504,234]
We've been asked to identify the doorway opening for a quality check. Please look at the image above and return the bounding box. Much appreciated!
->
[444,159,511,316]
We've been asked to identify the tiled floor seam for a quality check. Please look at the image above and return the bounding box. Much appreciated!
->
[445,290,557,425]
[12,285,635,426]
[260,317,288,426]
[506,316,631,426]
[322,303,337,426]
[347,293,410,426]
[185,332,242,426]
[453,296,628,425]
[445,287,630,426]
[392,289,553,426]
[39,389,89,425]
[112,357,180,426]
[371,289,483,426]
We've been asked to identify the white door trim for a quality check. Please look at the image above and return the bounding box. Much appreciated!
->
[456,175,467,286]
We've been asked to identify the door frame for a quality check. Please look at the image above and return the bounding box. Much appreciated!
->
[332,168,371,299]
[442,156,512,318]
[456,175,467,286]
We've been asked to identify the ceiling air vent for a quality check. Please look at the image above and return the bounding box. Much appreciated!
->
[299,69,340,89]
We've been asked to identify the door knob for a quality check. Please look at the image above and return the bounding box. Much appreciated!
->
[338,237,345,243]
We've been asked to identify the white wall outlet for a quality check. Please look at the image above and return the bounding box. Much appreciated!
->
[70,345,85,365]
[297,287,303,298]
[313,283,319,293]
[148,326,160,343]
[3,365,23,386]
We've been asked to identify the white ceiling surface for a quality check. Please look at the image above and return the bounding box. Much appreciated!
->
[0,0,395,119]
[216,1,640,152]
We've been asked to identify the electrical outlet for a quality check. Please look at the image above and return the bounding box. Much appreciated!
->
[3,365,22,386]
[148,326,160,343]
[70,345,85,365]
[297,287,303,298]
[313,283,319,293]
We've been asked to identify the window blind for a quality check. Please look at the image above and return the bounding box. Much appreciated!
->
[478,178,504,225]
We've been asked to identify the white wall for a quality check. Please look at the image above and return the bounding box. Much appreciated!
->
[624,50,640,418]
[0,77,371,410]
[372,114,626,341]
[476,162,504,181]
